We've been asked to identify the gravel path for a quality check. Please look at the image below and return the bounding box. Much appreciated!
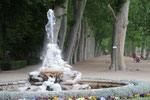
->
[0,55,150,84]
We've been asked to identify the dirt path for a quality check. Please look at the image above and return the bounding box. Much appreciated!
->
[73,55,150,84]
[0,55,150,84]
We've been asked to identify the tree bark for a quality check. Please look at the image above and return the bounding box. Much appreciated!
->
[58,0,68,50]
[64,0,87,62]
[58,17,67,50]
[94,42,100,57]
[83,22,88,61]
[109,0,130,71]
[141,43,146,59]
[77,19,85,62]
[53,0,68,44]
[146,47,150,60]
[73,22,81,64]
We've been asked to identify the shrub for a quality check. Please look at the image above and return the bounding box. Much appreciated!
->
[0,60,27,71]
[11,60,27,70]
[27,59,40,65]
[0,62,11,71]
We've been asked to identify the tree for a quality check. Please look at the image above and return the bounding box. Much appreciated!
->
[125,0,150,59]
[64,0,87,63]
[108,0,130,71]
[85,0,113,56]
[53,0,68,44]
[0,0,50,61]
[58,0,68,50]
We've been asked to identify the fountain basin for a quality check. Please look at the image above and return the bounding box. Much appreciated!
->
[0,78,150,99]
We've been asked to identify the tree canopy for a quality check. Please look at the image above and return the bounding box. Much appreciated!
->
[1,0,150,65]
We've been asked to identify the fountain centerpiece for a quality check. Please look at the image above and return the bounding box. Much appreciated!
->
[26,9,85,92]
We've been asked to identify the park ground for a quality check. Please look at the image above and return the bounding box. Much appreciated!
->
[0,55,150,84]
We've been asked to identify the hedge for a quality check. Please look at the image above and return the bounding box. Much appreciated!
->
[27,59,41,65]
[11,60,27,70]
[0,60,27,71]
[0,62,11,70]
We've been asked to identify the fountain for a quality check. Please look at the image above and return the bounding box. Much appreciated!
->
[0,9,150,99]
[23,9,86,92]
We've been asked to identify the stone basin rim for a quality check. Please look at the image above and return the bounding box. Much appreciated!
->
[0,78,150,99]
[0,78,134,92]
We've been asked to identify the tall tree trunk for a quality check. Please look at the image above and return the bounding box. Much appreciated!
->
[83,22,88,61]
[109,0,130,71]
[146,47,150,60]
[86,37,95,59]
[69,24,81,64]
[53,0,68,44]
[94,42,100,57]
[141,43,146,59]
[58,0,68,50]
[58,17,67,50]
[73,22,81,64]
[64,0,87,62]
[90,38,95,59]
[77,19,85,62]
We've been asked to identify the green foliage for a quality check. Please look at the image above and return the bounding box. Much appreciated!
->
[85,0,113,47]
[27,59,40,65]
[101,38,111,51]
[126,0,150,51]
[112,0,127,12]
[0,0,66,63]
[0,60,27,70]
[0,0,49,61]
[11,60,27,70]
[0,62,11,71]
[43,0,65,8]
[125,39,132,51]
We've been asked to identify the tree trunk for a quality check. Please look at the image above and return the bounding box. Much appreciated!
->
[90,38,95,59]
[64,0,87,62]
[73,22,81,64]
[57,0,68,50]
[53,0,68,44]
[77,19,85,62]
[83,22,88,61]
[141,43,146,59]
[109,0,130,71]
[94,43,100,57]
[146,47,150,60]
[58,17,67,50]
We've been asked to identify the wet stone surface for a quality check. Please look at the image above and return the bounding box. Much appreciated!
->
[0,81,27,91]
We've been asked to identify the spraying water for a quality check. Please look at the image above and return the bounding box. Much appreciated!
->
[39,9,71,71]
[45,9,55,43]
[18,9,85,92]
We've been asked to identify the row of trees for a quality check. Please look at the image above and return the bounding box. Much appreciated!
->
[1,0,150,71]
